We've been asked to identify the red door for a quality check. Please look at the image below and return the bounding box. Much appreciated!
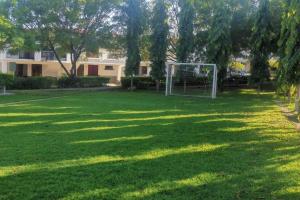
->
[88,65,98,76]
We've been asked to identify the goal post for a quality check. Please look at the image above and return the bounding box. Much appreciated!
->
[165,62,218,99]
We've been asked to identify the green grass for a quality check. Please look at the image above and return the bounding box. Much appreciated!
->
[0,90,299,200]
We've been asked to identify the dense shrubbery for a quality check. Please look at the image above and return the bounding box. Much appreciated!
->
[121,77,157,89]
[121,76,253,90]
[1,75,109,90]
[0,73,14,88]
[11,77,57,89]
[223,76,249,87]
[58,76,109,88]
[174,77,210,86]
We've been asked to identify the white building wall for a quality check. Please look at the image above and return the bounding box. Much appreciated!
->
[34,52,42,61]
[0,61,8,73]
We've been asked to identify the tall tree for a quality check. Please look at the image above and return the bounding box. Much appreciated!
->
[278,0,300,112]
[176,0,194,93]
[10,0,118,78]
[166,0,180,62]
[207,1,232,91]
[250,0,273,90]
[0,1,23,50]
[277,0,292,100]
[0,16,13,49]
[150,0,169,91]
[124,0,144,90]
[176,0,194,62]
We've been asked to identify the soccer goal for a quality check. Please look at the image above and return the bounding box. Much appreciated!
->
[165,62,218,99]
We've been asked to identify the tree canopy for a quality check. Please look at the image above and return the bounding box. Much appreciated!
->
[149,0,169,91]
[250,0,273,88]
[9,0,119,77]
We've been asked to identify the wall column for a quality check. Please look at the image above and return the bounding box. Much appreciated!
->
[117,65,123,82]
[84,64,88,76]
[27,64,32,77]
[2,61,8,73]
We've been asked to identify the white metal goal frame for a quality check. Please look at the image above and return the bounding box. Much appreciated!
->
[165,62,218,99]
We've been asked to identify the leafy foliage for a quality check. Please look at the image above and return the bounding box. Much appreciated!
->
[207,1,232,91]
[176,0,194,62]
[10,0,119,77]
[149,0,169,88]
[279,0,300,85]
[0,73,13,87]
[250,0,273,87]
[124,0,145,77]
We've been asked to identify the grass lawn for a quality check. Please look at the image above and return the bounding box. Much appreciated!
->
[0,90,299,200]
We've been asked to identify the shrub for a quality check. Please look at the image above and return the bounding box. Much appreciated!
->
[224,76,249,87]
[11,77,57,89]
[121,77,157,89]
[58,76,109,88]
[0,73,14,88]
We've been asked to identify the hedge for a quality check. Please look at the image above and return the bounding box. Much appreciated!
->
[0,73,14,87]
[58,76,109,88]
[11,77,57,89]
[121,77,157,89]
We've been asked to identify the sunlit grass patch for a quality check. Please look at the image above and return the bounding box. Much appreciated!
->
[0,90,299,200]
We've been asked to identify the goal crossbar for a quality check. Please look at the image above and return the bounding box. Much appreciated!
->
[165,62,218,99]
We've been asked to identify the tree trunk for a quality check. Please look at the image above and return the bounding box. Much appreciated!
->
[156,80,160,92]
[48,39,71,77]
[71,62,77,78]
[295,84,300,114]
[130,76,134,91]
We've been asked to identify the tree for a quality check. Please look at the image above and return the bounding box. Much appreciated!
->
[176,0,194,62]
[123,0,145,90]
[278,0,300,112]
[0,73,13,95]
[0,1,23,51]
[10,0,118,78]
[166,0,180,62]
[176,0,194,93]
[250,0,273,90]
[150,0,169,91]
[277,0,292,101]
[207,1,232,92]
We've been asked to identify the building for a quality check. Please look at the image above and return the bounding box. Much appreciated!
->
[0,48,151,84]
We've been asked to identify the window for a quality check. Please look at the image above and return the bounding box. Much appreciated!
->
[32,64,42,77]
[88,65,98,76]
[15,64,28,77]
[41,51,55,60]
[105,66,114,71]
[19,52,34,59]
[141,66,148,75]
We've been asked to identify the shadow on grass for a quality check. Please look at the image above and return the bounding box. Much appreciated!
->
[0,90,299,199]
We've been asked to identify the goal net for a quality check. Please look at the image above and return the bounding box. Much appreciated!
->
[165,62,218,99]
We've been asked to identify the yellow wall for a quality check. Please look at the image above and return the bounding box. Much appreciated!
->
[11,61,72,77]
[8,60,151,84]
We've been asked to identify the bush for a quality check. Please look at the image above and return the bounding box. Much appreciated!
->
[58,76,109,88]
[11,77,57,89]
[174,77,210,86]
[224,76,249,87]
[0,73,14,88]
[121,77,157,89]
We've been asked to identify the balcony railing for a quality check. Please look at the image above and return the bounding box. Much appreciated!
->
[6,52,35,60]
[41,51,66,61]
